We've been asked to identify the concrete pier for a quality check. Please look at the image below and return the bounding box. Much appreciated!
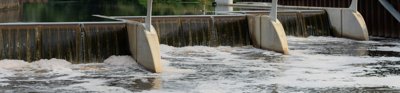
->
[247,0,289,54]
[127,21,162,73]
[326,0,369,40]
[326,8,369,40]
[227,0,369,41]
[237,0,399,38]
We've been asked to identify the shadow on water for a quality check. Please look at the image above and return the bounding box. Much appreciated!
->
[274,86,400,93]
[0,80,83,93]
[290,37,400,57]
[0,62,161,92]
[107,77,161,92]
[367,51,400,57]
[0,78,161,92]
[351,60,400,77]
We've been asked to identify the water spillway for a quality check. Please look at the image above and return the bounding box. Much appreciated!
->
[0,22,130,63]
[220,11,333,37]
[118,15,252,47]
[238,0,400,38]
[0,11,346,63]
[113,13,333,47]
[277,11,333,37]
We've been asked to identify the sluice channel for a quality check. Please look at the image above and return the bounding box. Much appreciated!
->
[0,22,130,63]
[120,15,252,47]
[239,0,400,38]
[277,11,333,37]
[0,12,336,62]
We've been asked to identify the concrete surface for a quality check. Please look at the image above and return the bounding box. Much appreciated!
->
[326,8,369,41]
[248,15,289,54]
[127,21,162,73]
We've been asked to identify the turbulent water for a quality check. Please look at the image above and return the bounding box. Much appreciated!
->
[1,36,400,93]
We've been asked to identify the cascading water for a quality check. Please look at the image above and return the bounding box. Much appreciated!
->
[0,23,130,63]
[123,15,252,47]
[278,11,333,37]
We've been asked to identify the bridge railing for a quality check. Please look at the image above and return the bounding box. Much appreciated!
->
[388,0,400,12]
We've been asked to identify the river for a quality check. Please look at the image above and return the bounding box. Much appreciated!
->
[0,0,399,93]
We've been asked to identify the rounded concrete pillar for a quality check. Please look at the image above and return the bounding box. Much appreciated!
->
[247,15,289,55]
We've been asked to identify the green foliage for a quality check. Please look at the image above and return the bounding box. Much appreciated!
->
[20,0,213,22]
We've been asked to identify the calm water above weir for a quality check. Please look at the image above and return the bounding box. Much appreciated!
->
[0,0,214,22]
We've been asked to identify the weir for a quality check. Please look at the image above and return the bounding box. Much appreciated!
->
[245,10,333,37]
[0,0,373,73]
[279,11,333,37]
[236,0,400,38]
[0,22,130,63]
[217,0,369,40]
[103,10,333,46]
[113,15,251,47]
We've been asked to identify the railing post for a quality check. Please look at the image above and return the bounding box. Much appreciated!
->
[349,0,358,12]
[145,0,153,31]
[269,0,278,21]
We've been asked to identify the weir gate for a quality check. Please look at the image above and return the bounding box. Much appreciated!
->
[0,10,333,63]
[238,0,400,38]
[0,22,130,63]
[0,0,391,72]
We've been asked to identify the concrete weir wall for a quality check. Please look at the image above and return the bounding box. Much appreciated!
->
[239,0,396,38]
[0,22,131,63]
[127,21,162,73]
[120,15,251,47]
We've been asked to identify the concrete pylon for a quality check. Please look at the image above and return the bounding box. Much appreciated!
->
[349,0,358,12]
[325,0,369,41]
[128,0,162,73]
[247,0,289,54]
[269,0,278,21]
[145,0,153,31]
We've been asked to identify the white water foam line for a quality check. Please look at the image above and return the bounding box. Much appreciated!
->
[0,36,400,93]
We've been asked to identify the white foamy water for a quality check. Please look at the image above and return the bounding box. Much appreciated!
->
[1,36,400,93]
